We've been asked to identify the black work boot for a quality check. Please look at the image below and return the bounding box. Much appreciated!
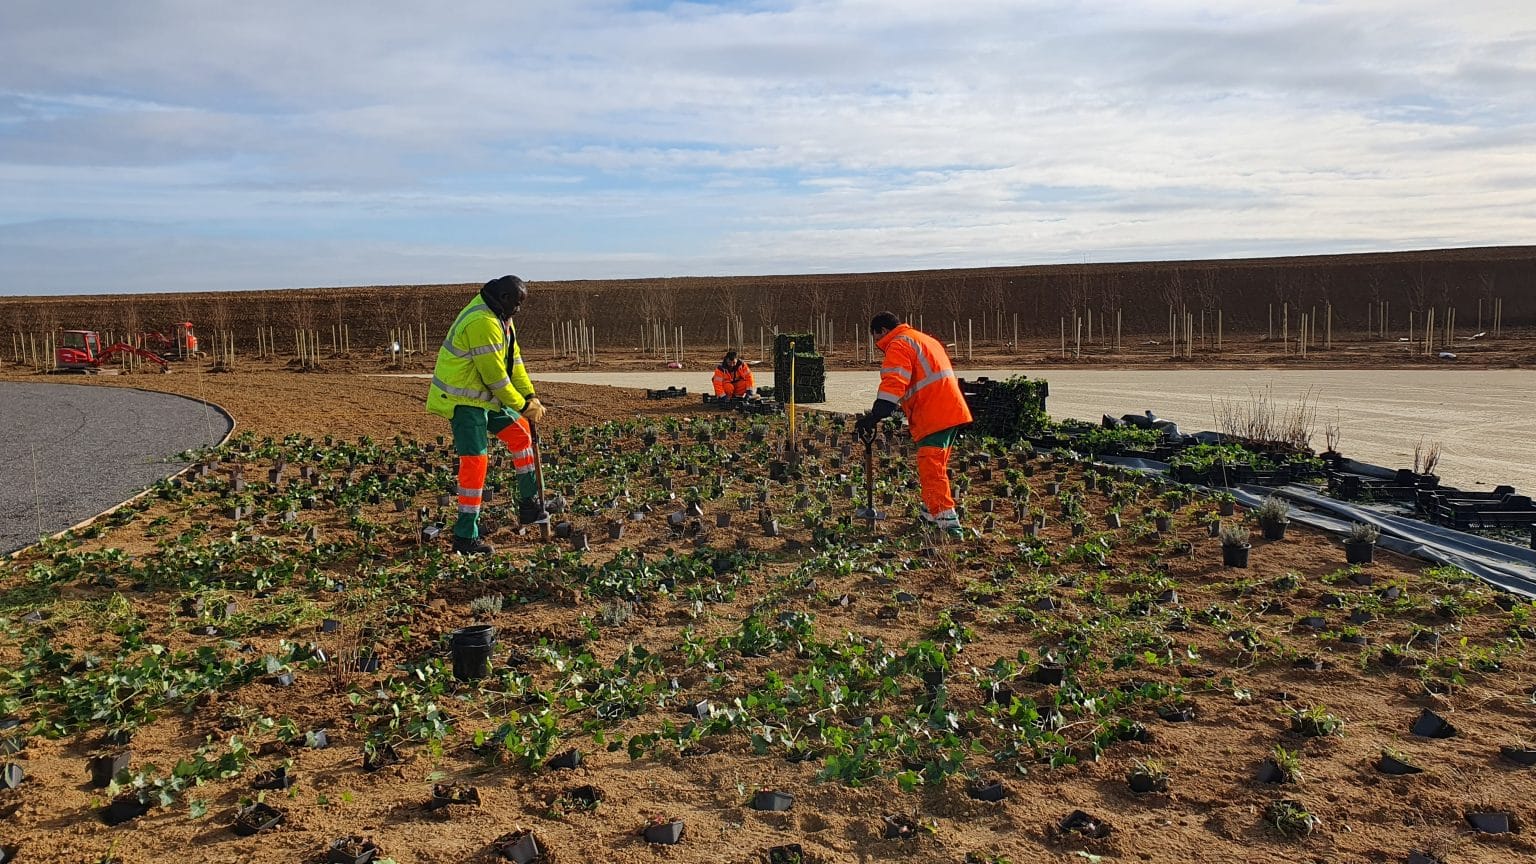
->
[518,498,550,526]
[451,535,494,555]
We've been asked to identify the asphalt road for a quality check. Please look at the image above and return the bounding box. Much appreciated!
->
[0,382,232,554]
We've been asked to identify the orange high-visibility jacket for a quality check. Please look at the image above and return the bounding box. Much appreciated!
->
[875,323,973,441]
[712,361,754,397]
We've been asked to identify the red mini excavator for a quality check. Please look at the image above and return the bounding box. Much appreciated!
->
[55,330,170,372]
[140,322,200,357]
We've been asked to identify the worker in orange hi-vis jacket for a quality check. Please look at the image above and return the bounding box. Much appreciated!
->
[711,350,755,398]
[854,311,974,537]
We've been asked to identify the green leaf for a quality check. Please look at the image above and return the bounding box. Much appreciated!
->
[188,798,208,819]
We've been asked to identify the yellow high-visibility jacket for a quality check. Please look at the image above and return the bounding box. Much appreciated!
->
[426,294,534,419]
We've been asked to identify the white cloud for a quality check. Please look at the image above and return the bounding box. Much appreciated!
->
[1,0,1534,292]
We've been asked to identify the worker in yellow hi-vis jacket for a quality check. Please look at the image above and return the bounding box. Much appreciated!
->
[426,275,548,555]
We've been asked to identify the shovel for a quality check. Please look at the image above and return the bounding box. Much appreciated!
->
[529,418,551,540]
[854,418,885,524]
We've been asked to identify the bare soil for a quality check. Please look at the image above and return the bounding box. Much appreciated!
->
[0,371,1533,864]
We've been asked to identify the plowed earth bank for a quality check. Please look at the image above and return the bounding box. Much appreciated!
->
[2,245,1532,371]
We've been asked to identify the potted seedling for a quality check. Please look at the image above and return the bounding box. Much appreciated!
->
[1215,492,1237,516]
[1255,496,1290,540]
[967,776,1006,802]
[1150,509,1172,534]
[1058,809,1112,839]
[428,782,481,810]
[1256,745,1301,784]
[1377,748,1424,775]
[492,829,542,864]
[102,790,151,825]
[1220,524,1251,568]
[640,815,685,844]
[751,789,794,811]
[87,749,132,789]
[1344,522,1379,564]
[1127,758,1169,794]
[252,764,296,790]
[1265,799,1318,838]
[232,801,285,835]
[326,835,382,864]
[1289,705,1342,738]
[1410,708,1457,739]
[1466,810,1514,834]
[1501,739,1536,766]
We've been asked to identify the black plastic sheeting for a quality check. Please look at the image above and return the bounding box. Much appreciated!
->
[1092,452,1536,599]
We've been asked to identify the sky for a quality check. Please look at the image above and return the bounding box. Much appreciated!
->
[1,0,1534,295]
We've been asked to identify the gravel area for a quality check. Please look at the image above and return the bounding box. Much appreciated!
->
[519,368,1536,493]
[0,381,232,553]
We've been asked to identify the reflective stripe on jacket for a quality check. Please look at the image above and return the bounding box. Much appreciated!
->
[426,294,534,419]
[875,323,972,441]
[712,361,754,396]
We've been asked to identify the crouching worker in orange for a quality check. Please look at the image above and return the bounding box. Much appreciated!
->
[712,351,755,398]
[854,311,973,537]
[427,275,549,555]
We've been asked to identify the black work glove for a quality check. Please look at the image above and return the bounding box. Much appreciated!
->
[855,400,896,435]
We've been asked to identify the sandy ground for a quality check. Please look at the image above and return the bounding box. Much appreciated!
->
[509,369,1536,493]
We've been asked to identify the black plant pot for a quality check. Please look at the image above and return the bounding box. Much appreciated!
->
[767,844,808,864]
[1156,703,1196,723]
[1031,664,1065,686]
[1500,745,1536,766]
[547,749,582,770]
[1376,751,1423,775]
[1128,772,1168,794]
[363,743,400,772]
[428,783,481,810]
[882,814,919,840]
[493,829,541,864]
[1222,544,1251,568]
[1410,708,1457,739]
[88,751,132,788]
[1466,811,1512,834]
[1059,809,1112,839]
[327,835,381,864]
[253,766,296,790]
[967,779,1006,802]
[1255,759,1287,784]
[1260,519,1288,541]
[450,625,497,682]
[751,790,794,811]
[642,819,685,845]
[102,793,150,825]
[1345,541,1375,564]
[232,801,285,836]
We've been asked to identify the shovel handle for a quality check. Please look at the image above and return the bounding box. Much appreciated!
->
[855,416,878,446]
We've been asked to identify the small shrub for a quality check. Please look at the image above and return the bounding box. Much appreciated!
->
[1219,524,1250,548]
[469,594,504,615]
[1255,496,1290,524]
[1347,523,1380,544]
